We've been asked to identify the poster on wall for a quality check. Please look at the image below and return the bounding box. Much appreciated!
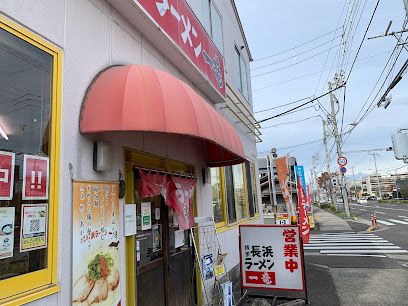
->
[22,155,49,200]
[201,254,214,280]
[72,181,121,306]
[141,202,152,231]
[0,151,15,200]
[20,204,48,252]
[0,207,15,259]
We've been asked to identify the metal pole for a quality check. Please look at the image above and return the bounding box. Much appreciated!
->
[266,154,274,206]
[370,153,382,199]
[352,167,356,199]
[322,119,335,206]
[328,79,351,217]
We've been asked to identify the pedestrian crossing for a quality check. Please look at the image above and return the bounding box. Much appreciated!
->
[376,217,408,226]
[304,232,408,257]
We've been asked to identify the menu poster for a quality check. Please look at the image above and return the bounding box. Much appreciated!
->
[20,204,47,252]
[72,181,121,306]
[141,202,152,231]
[0,207,15,259]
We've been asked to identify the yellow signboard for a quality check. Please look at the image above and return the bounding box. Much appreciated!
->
[72,180,121,306]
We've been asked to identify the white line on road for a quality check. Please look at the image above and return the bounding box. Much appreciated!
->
[308,240,389,244]
[399,215,408,218]
[304,246,401,250]
[320,249,408,254]
[376,220,395,225]
[304,243,394,247]
[374,211,386,214]
[309,237,384,241]
[387,219,408,225]
[326,254,387,258]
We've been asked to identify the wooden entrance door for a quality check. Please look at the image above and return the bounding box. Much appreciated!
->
[134,171,195,306]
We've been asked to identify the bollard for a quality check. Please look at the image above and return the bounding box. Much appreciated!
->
[373,213,377,226]
[370,214,374,226]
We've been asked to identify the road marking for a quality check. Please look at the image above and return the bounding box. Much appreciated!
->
[376,220,395,225]
[321,250,408,254]
[326,254,387,258]
[374,211,386,214]
[399,215,408,218]
[305,243,394,247]
[387,219,408,225]
[360,209,367,211]
[304,246,401,250]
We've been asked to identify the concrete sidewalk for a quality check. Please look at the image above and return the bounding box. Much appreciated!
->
[313,207,352,231]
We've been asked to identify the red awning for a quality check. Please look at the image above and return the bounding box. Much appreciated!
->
[80,65,245,166]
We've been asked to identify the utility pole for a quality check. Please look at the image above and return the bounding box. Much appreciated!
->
[322,119,335,206]
[351,166,357,199]
[311,153,320,205]
[369,152,382,199]
[328,77,351,217]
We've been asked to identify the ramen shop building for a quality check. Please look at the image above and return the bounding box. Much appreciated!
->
[0,0,262,305]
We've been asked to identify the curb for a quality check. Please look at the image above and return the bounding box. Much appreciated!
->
[281,299,306,305]
[366,224,380,232]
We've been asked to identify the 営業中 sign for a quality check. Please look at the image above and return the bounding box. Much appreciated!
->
[0,151,15,200]
[22,155,49,200]
[239,225,305,292]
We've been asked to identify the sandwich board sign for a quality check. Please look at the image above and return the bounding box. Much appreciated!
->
[239,225,307,301]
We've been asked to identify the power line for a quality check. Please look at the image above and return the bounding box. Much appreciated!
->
[254,96,312,114]
[345,0,381,82]
[257,85,344,124]
[252,50,392,92]
[253,27,342,62]
[257,139,323,155]
[261,115,320,130]
[251,35,342,71]
[252,44,342,78]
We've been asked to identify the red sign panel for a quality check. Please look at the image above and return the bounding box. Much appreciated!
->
[135,0,225,97]
[0,151,15,200]
[22,155,49,200]
[245,271,276,286]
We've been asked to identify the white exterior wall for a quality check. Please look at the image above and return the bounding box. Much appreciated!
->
[0,0,262,304]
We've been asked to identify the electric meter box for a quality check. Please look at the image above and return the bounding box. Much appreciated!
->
[392,132,408,160]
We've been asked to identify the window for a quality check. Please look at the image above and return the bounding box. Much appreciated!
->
[210,3,223,53]
[211,168,225,225]
[0,17,61,302]
[245,161,258,217]
[232,164,246,220]
[224,166,236,223]
[235,46,249,100]
[213,161,259,229]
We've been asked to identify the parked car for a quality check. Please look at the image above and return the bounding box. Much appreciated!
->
[367,196,378,201]
[357,198,368,204]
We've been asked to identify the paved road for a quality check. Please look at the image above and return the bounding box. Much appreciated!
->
[338,201,408,252]
[303,203,408,305]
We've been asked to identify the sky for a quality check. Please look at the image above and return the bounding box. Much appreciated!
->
[235,0,408,181]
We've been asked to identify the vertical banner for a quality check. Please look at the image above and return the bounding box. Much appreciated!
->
[72,181,121,306]
[294,166,306,196]
[276,157,294,215]
[296,177,310,243]
[0,151,15,200]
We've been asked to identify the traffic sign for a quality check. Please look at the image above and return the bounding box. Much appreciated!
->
[340,166,347,174]
[337,156,348,167]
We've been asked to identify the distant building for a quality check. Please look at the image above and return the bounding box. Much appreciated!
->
[258,156,298,211]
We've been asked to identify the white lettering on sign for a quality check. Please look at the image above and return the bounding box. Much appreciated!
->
[30,170,43,189]
[0,169,8,183]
